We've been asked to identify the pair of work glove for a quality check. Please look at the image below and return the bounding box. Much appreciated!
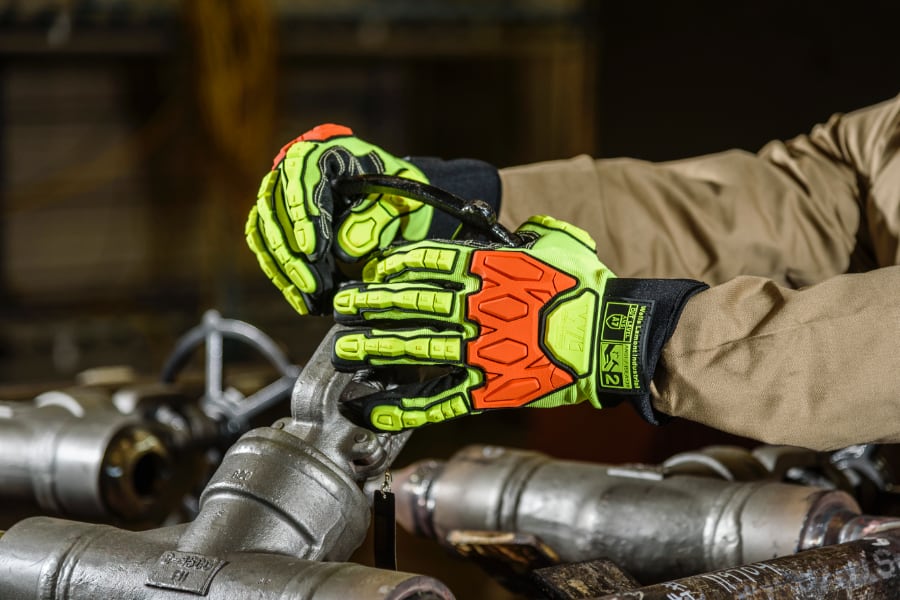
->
[246,125,707,431]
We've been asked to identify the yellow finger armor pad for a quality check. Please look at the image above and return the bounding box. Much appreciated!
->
[247,231,311,316]
[335,334,461,362]
[255,253,285,285]
[374,248,458,280]
[257,170,278,199]
[284,262,317,293]
[253,253,312,314]
[282,154,323,219]
[253,201,317,293]
[282,286,310,315]
[256,203,282,249]
[333,288,453,316]
[292,219,316,255]
[247,203,316,314]
[424,395,469,421]
[245,209,266,251]
[370,407,406,431]
[369,394,469,431]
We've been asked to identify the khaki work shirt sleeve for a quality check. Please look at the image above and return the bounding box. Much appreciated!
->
[500,94,900,286]
[499,94,900,450]
[657,270,900,451]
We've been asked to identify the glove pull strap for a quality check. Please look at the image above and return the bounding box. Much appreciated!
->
[373,470,397,570]
[333,174,524,247]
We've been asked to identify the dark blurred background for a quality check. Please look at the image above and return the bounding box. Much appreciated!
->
[0,0,900,461]
[4,0,900,462]
[0,1,898,594]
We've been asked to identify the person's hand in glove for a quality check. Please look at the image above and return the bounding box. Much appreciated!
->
[245,124,500,315]
[333,215,708,431]
[244,124,430,315]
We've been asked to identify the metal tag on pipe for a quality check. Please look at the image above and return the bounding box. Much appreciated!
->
[374,489,397,570]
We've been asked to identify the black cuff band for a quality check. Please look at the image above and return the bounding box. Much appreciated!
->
[408,157,502,240]
[596,278,708,425]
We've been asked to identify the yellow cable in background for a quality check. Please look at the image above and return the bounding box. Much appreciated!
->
[182,0,278,282]
[183,0,277,181]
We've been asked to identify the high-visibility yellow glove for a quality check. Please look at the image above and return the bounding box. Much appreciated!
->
[245,124,432,315]
[333,216,708,432]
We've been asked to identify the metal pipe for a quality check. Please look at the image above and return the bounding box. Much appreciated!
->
[0,517,453,600]
[393,445,862,583]
[596,531,900,599]
[0,395,172,521]
[175,327,393,561]
[176,425,370,560]
[838,514,900,542]
[0,326,428,599]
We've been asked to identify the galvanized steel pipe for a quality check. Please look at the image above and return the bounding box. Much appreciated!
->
[0,517,452,600]
[0,395,171,522]
[393,445,862,583]
[0,327,433,599]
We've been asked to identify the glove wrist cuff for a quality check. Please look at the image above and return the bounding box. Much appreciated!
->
[594,278,708,424]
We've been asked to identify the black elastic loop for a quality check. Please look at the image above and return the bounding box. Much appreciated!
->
[332,174,524,248]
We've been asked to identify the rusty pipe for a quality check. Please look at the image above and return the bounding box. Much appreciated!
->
[597,530,900,599]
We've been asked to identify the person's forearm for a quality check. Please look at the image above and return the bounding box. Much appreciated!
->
[652,267,900,451]
[500,94,900,287]
[499,150,862,287]
[774,93,900,268]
